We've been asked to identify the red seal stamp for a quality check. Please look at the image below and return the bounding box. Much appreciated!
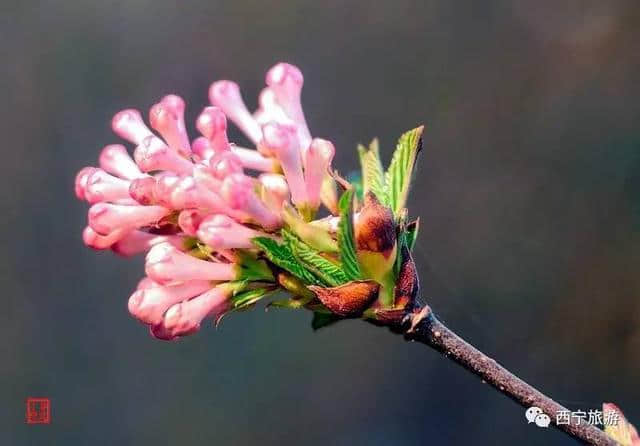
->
[26,397,50,424]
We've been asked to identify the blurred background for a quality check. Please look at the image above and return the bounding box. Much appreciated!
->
[1,1,639,444]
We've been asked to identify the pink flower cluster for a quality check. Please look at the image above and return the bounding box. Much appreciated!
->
[75,63,337,340]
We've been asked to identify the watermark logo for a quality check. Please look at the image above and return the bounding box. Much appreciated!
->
[526,406,551,427]
[26,397,50,424]
[526,406,620,428]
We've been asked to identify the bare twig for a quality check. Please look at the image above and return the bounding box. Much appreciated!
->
[390,306,616,445]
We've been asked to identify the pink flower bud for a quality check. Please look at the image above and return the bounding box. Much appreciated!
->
[178,209,210,235]
[196,106,230,152]
[208,151,243,179]
[254,87,291,126]
[262,122,307,207]
[111,231,185,257]
[128,280,212,326]
[75,167,98,200]
[304,138,335,209]
[111,109,154,145]
[149,95,191,157]
[136,276,161,290]
[99,144,144,180]
[259,173,290,212]
[134,135,194,174]
[231,145,278,172]
[151,285,232,339]
[221,173,281,230]
[82,226,130,249]
[88,203,170,235]
[191,137,215,161]
[197,214,268,250]
[84,168,133,204]
[265,63,311,150]
[145,242,238,284]
[129,176,158,205]
[209,81,262,144]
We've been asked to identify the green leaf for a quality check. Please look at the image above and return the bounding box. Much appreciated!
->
[406,218,420,251]
[337,189,361,280]
[358,139,387,204]
[311,311,343,330]
[230,287,275,310]
[252,237,317,284]
[283,229,348,287]
[385,126,424,216]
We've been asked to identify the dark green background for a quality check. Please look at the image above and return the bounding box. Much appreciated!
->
[2,1,638,444]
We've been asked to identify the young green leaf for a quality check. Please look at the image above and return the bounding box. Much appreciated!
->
[405,218,420,251]
[358,139,387,204]
[311,311,342,330]
[283,229,348,287]
[385,126,424,216]
[337,189,361,280]
[230,287,276,310]
[252,237,317,284]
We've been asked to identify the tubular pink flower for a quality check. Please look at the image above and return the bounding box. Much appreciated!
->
[84,168,133,204]
[262,122,307,207]
[134,135,194,174]
[208,151,243,179]
[88,203,170,235]
[209,81,262,145]
[111,231,185,257]
[259,173,290,212]
[151,285,232,339]
[254,87,291,126]
[304,138,335,209]
[231,145,278,172]
[160,175,234,214]
[191,137,215,161]
[145,242,238,284]
[265,63,311,150]
[178,209,209,236]
[111,109,155,145]
[82,226,130,250]
[137,276,161,290]
[221,173,281,231]
[128,279,212,326]
[197,214,269,250]
[75,167,98,200]
[99,144,144,180]
[149,95,191,157]
[196,106,230,152]
[128,176,158,205]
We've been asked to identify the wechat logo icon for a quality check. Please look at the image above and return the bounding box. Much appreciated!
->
[526,406,551,428]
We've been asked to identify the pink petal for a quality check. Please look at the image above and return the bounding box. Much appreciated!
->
[261,122,307,207]
[265,63,311,150]
[84,168,132,204]
[209,81,262,145]
[111,109,154,145]
[196,106,230,152]
[145,242,237,284]
[75,167,98,200]
[88,203,170,235]
[99,144,144,180]
[128,280,212,326]
[111,231,185,257]
[152,285,231,339]
[191,137,216,162]
[149,95,192,157]
[134,135,194,174]
[231,145,277,172]
[304,138,335,209]
[197,214,268,250]
[259,173,290,212]
[221,173,281,230]
[82,226,130,250]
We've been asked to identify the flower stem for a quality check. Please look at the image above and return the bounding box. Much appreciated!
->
[397,306,616,445]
